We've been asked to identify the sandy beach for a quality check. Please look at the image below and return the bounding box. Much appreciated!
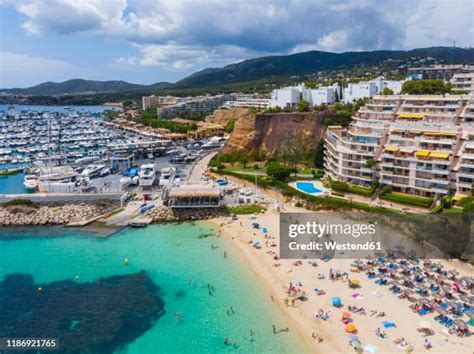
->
[206,202,473,354]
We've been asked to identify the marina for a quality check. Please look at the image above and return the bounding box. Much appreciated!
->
[0,105,225,196]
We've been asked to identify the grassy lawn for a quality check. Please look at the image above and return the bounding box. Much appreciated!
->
[442,207,463,214]
[379,192,433,208]
[226,204,266,214]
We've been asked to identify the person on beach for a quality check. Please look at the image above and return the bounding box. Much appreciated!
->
[224,251,227,258]
[272,325,277,334]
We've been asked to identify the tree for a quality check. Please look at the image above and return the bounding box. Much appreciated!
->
[382,87,394,95]
[266,162,293,181]
[365,158,379,184]
[277,139,306,171]
[239,155,249,168]
[314,139,325,168]
[401,80,452,95]
[297,99,310,112]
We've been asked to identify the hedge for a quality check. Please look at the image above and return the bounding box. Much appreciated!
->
[212,168,404,215]
[226,204,266,214]
[379,192,433,208]
[329,177,375,198]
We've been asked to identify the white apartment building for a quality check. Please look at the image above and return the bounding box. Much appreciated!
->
[324,94,474,198]
[157,94,236,118]
[269,83,340,109]
[342,77,405,103]
[223,94,270,109]
[142,95,160,110]
[451,72,474,94]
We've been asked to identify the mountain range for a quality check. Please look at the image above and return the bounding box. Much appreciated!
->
[2,47,473,96]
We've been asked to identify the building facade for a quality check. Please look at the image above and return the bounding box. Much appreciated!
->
[408,64,474,81]
[324,94,474,198]
[451,72,474,94]
[269,83,340,109]
[342,77,405,103]
[157,94,237,118]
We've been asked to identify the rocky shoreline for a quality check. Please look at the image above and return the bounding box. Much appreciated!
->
[0,201,117,226]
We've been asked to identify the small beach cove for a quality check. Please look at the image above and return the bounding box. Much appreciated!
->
[0,222,308,353]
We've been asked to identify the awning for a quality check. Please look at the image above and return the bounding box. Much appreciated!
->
[452,194,466,202]
[415,150,431,157]
[430,152,449,159]
[399,113,424,119]
[385,146,399,152]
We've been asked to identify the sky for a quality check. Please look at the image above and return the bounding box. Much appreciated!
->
[0,0,473,88]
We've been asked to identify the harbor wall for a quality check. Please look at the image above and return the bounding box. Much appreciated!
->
[0,193,125,204]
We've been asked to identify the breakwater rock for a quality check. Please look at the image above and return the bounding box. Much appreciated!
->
[0,201,116,226]
[148,206,228,222]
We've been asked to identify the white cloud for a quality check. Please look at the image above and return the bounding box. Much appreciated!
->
[1,0,473,74]
[0,51,93,87]
[113,56,137,65]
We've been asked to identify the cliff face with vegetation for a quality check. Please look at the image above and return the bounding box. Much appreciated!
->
[206,108,251,126]
[224,111,331,154]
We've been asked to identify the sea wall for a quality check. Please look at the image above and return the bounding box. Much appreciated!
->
[0,201,117,226]
[223,111,330,155]
[0,193,125,204]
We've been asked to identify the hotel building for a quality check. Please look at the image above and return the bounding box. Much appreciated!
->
[324,94,474,198]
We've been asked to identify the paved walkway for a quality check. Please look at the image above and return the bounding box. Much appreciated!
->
[187,152,217,182]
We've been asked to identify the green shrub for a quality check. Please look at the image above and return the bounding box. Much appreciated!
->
[266,162,293,181]
[379,192,433,208]
[3,199,38,208]
[226,204,266,214]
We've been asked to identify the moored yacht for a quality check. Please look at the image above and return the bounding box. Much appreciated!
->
[23,175,38,192]
[81,164,106,178]
[138,163,156,187]
[159,167,176,188]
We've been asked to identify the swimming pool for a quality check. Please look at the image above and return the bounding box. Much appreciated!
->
[295,181,325,195]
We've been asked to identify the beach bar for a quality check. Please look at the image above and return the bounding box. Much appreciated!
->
[165,184,222,208]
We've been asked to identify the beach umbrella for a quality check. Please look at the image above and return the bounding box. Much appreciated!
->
[345,324,357,333]
[347,333,359,342]
[469,318,474,327]
[435,307,448,316]
[454,320,467,329]
[364,344,378,353]
[342,311,351,319]
[419,320,432,329]
[332,296,342,307]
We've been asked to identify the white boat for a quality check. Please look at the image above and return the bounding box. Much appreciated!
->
[81,164,106,178]
[23,175,38,192]
[37,165,80,193]
[159,167,176,187]
[120,176,132,187]
[139,163,155,187]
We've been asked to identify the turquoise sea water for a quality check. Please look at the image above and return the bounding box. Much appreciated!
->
[0,224,304,353]
[0,173,27,194]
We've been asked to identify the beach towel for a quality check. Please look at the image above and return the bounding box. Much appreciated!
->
[382,321,396,328]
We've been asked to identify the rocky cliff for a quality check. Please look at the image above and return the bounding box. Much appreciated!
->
[223,111,330,155]
[206,108,251,126]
